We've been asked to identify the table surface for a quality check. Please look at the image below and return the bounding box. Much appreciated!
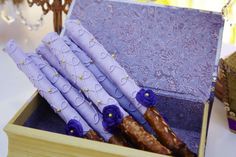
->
[0,5,236,157]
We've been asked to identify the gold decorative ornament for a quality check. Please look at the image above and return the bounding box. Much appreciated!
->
[27,0,72,33]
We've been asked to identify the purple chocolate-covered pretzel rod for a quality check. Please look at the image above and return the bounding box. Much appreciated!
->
[41,32,171,155]
[63,36,155,135]
[4,40,103,141]
[42,32,128,117]
[29,53,113,142]
[65,19,195,157]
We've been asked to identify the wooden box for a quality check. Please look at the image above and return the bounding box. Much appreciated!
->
[4,0,224,156]
[4,92,209,157]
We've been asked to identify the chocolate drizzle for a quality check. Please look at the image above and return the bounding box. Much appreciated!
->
[144,107,196,157]
[85,130,104,142]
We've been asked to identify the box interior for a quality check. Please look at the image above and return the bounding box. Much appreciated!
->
[22,94,203,154]
[16,0,223,156]
[24,97,66,135]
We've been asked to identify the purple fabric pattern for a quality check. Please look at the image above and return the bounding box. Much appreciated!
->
[69,0,223,102]
[29,53,113,141]
[156,95,204,132]
[5,40,91,136]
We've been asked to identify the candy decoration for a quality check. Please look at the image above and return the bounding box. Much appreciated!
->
[5,40,102,141]
[63,36,154,134]
[42,33,171,155]
[65,20,194,156]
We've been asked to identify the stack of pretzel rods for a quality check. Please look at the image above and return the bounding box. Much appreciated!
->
[66,19,196,157]
[41,32,171,155]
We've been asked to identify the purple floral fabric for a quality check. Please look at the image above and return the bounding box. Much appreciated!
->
[69,0,224,102]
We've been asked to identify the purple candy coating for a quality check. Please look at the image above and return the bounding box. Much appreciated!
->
[30,53,113,141]
[5,40,91,136]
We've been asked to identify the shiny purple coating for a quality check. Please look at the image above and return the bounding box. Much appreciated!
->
[63,36,154,134]
[29,53,113,141]
[5,40,91,136]
[42,33,128,117]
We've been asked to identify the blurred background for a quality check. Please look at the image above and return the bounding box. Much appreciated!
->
[0,0,68,51]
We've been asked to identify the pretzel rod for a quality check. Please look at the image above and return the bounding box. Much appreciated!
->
[29,53,111,141]
[65,20,146,115]
[63,36,155,135]
[85,130,104,142]
[120,116,171,154]
[65,19,195,156]
[145,107,196,157]
[32,52,132,146]
[108,133,130,147]
[42,33,171,155]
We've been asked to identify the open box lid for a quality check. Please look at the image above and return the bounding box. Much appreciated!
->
[64,0,224,103]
